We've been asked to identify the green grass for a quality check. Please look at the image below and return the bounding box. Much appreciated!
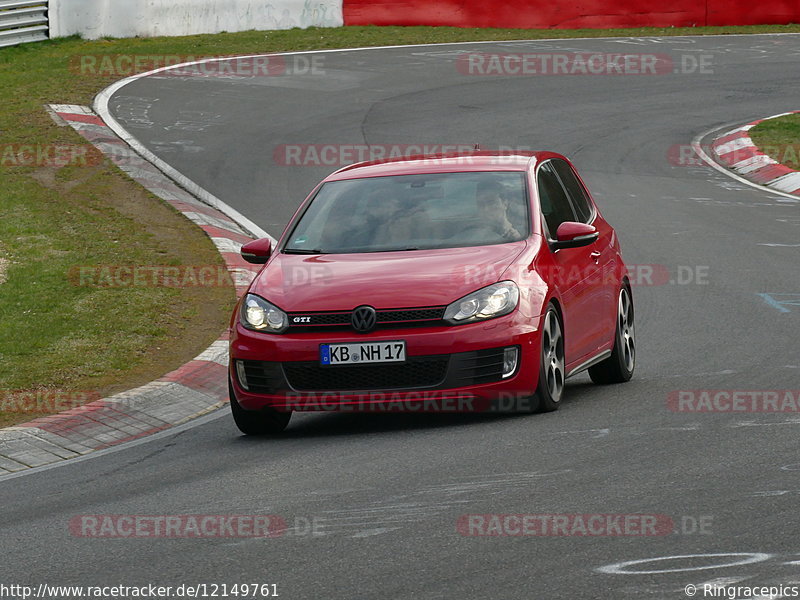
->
[1,24,799,425]
[749,113,800,171]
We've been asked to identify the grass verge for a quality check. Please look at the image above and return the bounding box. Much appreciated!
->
[749,113,800,171]
[1,24,799,427]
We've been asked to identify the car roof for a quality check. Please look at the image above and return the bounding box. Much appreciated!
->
[324,150,564,181]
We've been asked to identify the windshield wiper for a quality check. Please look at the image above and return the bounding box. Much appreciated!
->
[283,248,325,255]
[373,247,420,253]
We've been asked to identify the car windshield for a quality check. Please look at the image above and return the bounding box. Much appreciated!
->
[283,171,529,254]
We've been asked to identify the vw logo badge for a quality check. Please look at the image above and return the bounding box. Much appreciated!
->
[351,305,377,333]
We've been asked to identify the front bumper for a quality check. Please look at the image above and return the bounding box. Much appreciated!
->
[229,311,544,413]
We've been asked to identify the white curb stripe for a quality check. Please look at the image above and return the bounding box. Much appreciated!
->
[183,211,247,235]
[194,340,230,366]
[211,237,244,254]
[769,171,800,193]
[732,154,777,174]
[715,137,755,156]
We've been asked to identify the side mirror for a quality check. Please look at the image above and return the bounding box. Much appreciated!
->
[241,238,273,264]
[552,222,598,250]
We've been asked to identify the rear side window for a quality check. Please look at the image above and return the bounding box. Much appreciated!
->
[537,161,576,237]
[552,159,594,223]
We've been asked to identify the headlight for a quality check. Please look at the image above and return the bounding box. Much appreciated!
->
[240,294,289,333]
[444,281,520,325]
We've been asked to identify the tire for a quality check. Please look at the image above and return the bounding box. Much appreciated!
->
[588,284,635,384]
[535,304,566,413]
[229,378,292,435]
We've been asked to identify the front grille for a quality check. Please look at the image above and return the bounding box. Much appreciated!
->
[287,306,445,332]
[377,308,444,322]
[283,356,449,391]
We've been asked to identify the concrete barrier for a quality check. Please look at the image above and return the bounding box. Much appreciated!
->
[50,0,343,40]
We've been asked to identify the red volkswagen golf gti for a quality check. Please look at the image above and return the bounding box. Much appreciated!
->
[228,151,635,434]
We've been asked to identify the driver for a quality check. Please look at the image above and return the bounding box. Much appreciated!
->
[476,181,521,240]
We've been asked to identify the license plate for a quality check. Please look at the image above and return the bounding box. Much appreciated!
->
[320,341,406,366]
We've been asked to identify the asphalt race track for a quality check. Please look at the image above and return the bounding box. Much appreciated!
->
[3,35,800,599]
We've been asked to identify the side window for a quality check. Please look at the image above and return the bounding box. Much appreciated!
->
[537,161,576,237]
[552,159,594,223]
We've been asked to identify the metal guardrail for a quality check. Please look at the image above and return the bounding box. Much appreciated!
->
[0,0,48,48]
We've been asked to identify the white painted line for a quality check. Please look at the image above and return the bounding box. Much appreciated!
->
[597,553,772,575]
[720,125,754,136]
[732,420,800,428]
[351,527,402,538]
[552,428,610,438]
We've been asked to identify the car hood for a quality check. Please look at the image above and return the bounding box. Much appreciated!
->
[249,242,530,311]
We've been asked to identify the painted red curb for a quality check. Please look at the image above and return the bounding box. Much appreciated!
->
[60,113,107,126]
[710,112,800,197]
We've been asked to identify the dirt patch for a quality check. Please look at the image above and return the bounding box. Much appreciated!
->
[77,169,237,398]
